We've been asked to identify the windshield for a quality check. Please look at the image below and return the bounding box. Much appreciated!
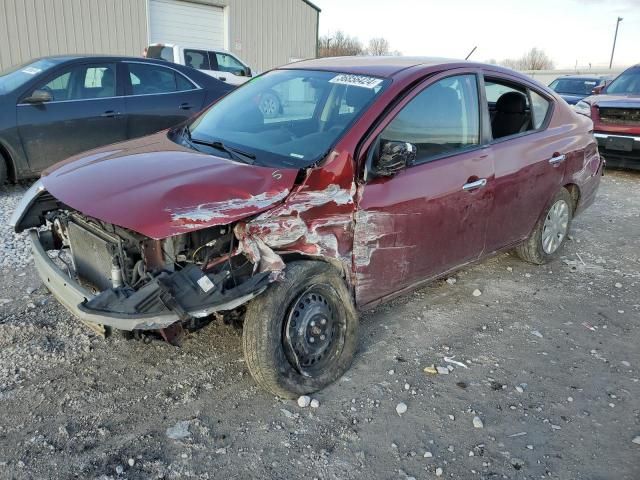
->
[606,67,640,95]
[186,69,389,167]
[549,78,599,95]
[0,59,60,94]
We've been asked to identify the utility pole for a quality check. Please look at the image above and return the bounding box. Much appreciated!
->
[609,17,623,69]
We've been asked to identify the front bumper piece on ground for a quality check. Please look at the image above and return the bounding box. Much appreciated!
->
[30,230,269,332]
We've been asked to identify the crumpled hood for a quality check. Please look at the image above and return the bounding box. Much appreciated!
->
[41,132,298,239]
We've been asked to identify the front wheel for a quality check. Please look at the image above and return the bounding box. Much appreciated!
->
[242,261,358,398]
[515,188,573,265]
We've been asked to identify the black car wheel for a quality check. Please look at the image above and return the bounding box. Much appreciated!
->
[242,261,358,398]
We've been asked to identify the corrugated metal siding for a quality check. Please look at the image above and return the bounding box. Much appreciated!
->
[0,0,148,71]
[227,0,318,72]
[0,0,318,73]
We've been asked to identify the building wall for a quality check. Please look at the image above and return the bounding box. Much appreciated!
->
[0,0,148,71]
[0,0,319,73]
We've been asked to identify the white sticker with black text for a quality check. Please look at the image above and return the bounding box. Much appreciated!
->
[21,67,41,75]
[329,74,383,89]
[197,275,215,293]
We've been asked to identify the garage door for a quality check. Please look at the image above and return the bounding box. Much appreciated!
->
[149,0,225,50]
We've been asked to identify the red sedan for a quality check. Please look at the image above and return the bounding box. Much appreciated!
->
[12,57,603,397]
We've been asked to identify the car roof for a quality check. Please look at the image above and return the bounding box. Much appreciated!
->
[281,56,541,82]
[282,56,472,77]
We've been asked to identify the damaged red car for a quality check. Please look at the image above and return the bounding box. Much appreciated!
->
[11,57,603,398]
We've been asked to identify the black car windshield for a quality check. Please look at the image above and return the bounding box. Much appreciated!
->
[0,59,61,94]
[549,78,599,95]
[606,67,640,95]
[186,69,389,167]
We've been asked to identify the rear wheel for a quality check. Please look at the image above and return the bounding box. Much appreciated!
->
[515,188,573,265]
[242,261,358,398]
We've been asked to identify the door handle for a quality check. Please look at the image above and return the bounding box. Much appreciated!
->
[179,102,193,110]
[462,178,487,192]
[101,110,121,118]
[549,153,566,165]
[218,76,227,82]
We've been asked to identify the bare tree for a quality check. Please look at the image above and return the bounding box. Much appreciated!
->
[500,48,554,71]
[367,37,391,56]
[318,31,364,57]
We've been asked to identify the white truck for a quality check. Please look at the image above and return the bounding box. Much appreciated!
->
[146,43,254,86]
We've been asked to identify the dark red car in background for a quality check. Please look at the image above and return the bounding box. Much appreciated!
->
[11,57,602,398]
[574,64,640,170]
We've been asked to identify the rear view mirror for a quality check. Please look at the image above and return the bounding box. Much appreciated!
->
[23,89,53,104]
[373,140,416,177]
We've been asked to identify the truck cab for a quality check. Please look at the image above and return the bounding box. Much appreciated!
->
[146,43,253,86]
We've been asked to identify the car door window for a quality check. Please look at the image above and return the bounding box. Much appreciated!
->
[127,63,194,95]
[184,49,211,70]
[34,63,116,101]
[214,52,245,75]
[484,79,535,139]
[380,74,480,163]
[529,90,551,129]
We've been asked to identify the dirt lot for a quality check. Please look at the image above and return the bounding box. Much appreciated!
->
[0,170,639,480]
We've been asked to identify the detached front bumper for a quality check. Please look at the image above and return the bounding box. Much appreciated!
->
[30,230,268,331]
[594,133,640,170]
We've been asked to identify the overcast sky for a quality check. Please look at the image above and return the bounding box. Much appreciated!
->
[314,0,639,69]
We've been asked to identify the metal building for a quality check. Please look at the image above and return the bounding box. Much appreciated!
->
[0,0,320,72]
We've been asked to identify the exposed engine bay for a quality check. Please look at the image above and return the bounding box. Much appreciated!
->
[28,198,272,336]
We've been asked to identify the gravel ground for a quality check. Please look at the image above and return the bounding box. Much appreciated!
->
[0,171,639,480]
[0,182,31,269]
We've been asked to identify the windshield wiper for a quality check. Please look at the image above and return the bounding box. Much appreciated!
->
[183,126,256,164]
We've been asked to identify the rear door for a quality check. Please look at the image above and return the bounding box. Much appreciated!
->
[480,72,565,253]
[354,70,495,306]
[122,61,207,139]
[17,62,126,173]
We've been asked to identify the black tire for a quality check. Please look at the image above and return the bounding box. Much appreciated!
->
[242,261,358,398]
[0,158,7,186]
[515,187,573,265]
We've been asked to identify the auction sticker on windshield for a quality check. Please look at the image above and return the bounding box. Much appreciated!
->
[21,67,42,75]
[329,74,383,89]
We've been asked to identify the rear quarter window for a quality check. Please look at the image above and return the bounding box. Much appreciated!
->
[530,90,551,129]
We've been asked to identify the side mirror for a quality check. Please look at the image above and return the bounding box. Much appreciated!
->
[591,85,604,95]
[372,140,416,177]
[241,67,252,77]
[23,89,53,104]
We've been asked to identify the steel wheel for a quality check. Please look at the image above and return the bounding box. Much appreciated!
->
[283,284,346,376]
[542,199,570,254]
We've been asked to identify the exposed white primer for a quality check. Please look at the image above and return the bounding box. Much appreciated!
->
[276,183,355,216]
[167,189,289,224]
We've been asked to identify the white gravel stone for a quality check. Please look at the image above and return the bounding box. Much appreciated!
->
[128,458,135,467]
[621,360,631,367]
[435,467,443,476]
[115,465,124,475]
[614,282,622,288]
[473,416,484,428]
[395,402,407,415]
[446,277,457,285]
[436,366,449,375]
[632,436,640,445]
[310,399,320,408]
[424,451,433,458]
[515,385,524,393]
[297,395,311,408]
[472,289,482,297]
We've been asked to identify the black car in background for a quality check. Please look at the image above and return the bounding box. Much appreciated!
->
[548,74,613,105]
[0,56,234,184]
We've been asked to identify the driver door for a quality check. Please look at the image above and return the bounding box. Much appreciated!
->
[354,71,495,307]
[17,62,126,173]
